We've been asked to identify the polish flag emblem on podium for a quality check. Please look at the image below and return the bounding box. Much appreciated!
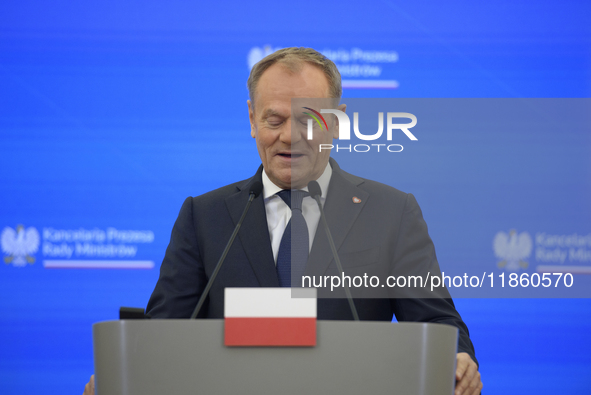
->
[224,288,317,346]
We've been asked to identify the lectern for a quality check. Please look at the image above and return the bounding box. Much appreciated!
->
[93,320,457,395]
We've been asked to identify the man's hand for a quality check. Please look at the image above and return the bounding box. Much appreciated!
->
[455,352,482,395]
[83,375,94,395]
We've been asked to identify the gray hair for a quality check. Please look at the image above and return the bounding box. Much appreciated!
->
[247,47,342,104]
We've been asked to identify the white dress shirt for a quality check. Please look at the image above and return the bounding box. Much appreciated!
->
[262,163,332,264]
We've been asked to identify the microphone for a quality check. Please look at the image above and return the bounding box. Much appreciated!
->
[190,181,263,319]
[308,180,359,321]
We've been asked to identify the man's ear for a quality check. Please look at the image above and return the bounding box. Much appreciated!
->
[333,103,347,139]
[247,100,256,138]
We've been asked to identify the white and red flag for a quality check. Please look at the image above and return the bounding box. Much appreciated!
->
[224,288,317,346]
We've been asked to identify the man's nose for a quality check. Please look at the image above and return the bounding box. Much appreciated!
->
[279,118,303,145]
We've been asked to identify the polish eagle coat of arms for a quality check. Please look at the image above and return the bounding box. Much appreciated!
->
[493,229,533,271]
[1,225,40,267]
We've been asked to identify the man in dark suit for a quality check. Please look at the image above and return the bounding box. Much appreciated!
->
[84,46,482,395]
[143,47,482,395]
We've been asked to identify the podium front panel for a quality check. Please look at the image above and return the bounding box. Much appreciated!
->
[93,320,457,395]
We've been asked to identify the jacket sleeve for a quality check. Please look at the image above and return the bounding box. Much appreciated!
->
[146,197,209,318]
[389,193,478,365]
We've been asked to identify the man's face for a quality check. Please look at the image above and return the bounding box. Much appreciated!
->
[248,63,341,189]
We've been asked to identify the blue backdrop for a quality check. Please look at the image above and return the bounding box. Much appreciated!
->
[1,1,590,393]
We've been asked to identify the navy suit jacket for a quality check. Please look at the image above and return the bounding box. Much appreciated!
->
[146,159,476,362]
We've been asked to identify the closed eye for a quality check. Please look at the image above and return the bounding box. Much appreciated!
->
[266,115,286,127]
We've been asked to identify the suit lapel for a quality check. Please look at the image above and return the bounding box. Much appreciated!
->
[225,166,279,287]
[306,160,370,277]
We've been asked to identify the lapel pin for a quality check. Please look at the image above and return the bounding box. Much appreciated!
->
[352,197,361,204]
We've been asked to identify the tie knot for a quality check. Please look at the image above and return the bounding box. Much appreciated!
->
[277,190,309,211]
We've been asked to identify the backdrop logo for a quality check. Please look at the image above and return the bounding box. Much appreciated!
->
[493,229,533,271]
[247,45,281,69]
[1,225,40,267]
[305,109,417,153]
[247,46,400,89]
[535,232,591,264]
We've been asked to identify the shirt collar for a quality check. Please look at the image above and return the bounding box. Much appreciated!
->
[262,162,332,200]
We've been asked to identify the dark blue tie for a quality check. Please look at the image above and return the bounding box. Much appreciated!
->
[276,190,309,287]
